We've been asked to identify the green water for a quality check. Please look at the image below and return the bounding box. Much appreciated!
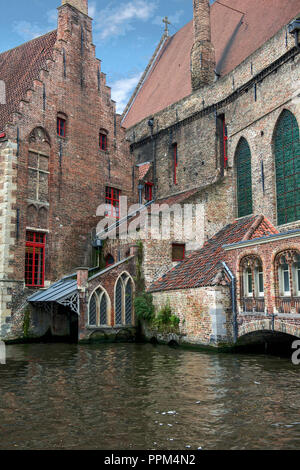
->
[0,342,299,450]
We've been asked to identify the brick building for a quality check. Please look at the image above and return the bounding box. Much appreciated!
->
[0,0,137,340]
[121,0,300,347]
[0,0,299,347]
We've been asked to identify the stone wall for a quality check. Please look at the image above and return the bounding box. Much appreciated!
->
[152,285,232,347]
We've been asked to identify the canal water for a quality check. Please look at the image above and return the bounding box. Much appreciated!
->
[0,342,300,450]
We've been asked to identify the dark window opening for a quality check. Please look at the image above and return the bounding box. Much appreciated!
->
[25,231,46,287]
[105,254,115,267]
[173,143,178,184]
[145,182,153,201]
[105,187,121,219]
[172,243,185,262]
[57,117,66,137]
[99,133,108,151]
[217,114,228,173]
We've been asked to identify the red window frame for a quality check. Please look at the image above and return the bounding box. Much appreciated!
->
[172,243,185,262]
[105,187,121,219]
[173,143,178,184]
[144,182,154,201]
[57,118,66,138]
[25,231,46,288]
[99,133,108,151]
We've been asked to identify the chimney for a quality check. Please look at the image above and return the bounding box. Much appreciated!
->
[61,0,88,15]
[191,0,216,91]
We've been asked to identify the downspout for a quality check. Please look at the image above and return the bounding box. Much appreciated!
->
[222,262,238,344]
[138,183,143,205]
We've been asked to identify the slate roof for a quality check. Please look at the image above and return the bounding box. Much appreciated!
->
[0,30,57,130]
[123,0,300,128]
[148,215,278,293]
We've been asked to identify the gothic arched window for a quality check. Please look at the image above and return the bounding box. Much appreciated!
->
[114,273,134,326]
[88,287,110,326]
[235,138,253,218]
[274,110,300,225]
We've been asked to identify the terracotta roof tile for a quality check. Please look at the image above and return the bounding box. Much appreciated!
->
[0,30,57,130]
[138,162,151,181]
[123,0,300,128]
[148,215,278,293]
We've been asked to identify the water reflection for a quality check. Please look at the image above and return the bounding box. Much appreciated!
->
[0,343,300,450]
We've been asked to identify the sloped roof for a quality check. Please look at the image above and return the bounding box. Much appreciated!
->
[138,162,151,181]
[0,30,57,130]
[156,187,200,206]
[148,215,278,293]
[123,0,300,128]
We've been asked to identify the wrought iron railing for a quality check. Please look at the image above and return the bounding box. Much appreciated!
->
[242,298,265,314]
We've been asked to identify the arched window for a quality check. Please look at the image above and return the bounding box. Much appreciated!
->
[114,273,134,326]
[274,110,300,225]
[88,287,110,326]
[240,256,264,313]
[235,138,253,218]
[275,250,300,314]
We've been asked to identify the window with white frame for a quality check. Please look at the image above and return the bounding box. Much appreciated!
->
[244,268,253,297]
[279,260,291,297]
[256,266,264,297]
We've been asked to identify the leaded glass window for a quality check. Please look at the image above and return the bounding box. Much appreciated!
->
[114,273,134,326]
[274,110,300,225]
[236,138,253,218]
[88,288,109,326]
[89,293,97,326]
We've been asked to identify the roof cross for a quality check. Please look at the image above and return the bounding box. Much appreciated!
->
[163,16,171,36]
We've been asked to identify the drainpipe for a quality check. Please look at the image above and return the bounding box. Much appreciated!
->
[222,262,238,344]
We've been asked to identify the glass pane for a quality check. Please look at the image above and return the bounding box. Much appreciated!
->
[247,271,253,295]
[259,271,264,294]
[89,294,97,326]
[283,265,290,293]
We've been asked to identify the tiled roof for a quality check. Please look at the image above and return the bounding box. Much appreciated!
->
[0,30,57,130]
[148,215,278,293]
[156,188,200,206]
[123,0,300,128]
[138,162,151,181]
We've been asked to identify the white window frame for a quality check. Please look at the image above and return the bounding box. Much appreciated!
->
[279,264,291,297]
[244,268,253,298]
[255,267,264,298]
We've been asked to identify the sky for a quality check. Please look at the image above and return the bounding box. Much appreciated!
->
[0,0,215,113]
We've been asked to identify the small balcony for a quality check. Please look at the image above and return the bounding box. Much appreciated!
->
[276,297,300,314]
[242,297,265,314]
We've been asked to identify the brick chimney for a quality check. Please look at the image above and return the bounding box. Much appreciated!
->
[61,0,88,15]
[191,0,216,91]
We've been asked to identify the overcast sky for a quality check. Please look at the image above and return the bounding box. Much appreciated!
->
[0,0,215,113]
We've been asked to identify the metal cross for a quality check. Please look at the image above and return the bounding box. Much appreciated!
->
[163,16,171,36]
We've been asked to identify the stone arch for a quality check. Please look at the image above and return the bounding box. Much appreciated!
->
[238,319,300,340]
[28,126,51,146]
[114,272,135,326]
[234,137,253,218]
[273,109,300,226]
[38,207,48,229]
[88,285,111,327]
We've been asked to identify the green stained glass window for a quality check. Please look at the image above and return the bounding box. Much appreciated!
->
[275,110,300,225]
[236,138,253,218]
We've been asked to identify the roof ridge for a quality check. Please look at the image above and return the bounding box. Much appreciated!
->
[0,30,57,58]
